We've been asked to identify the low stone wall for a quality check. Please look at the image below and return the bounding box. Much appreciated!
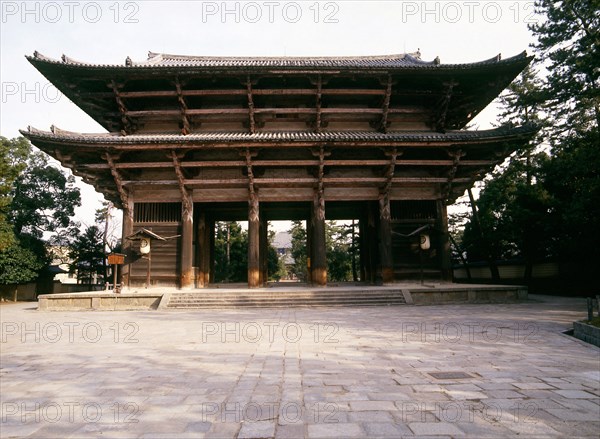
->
[409,285,527,305]
[573,321,600,348]
[38,293,163,311]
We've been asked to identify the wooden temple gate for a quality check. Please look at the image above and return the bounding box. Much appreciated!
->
[22,50,536,289]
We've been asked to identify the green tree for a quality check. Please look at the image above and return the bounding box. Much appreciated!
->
[214,222,248,282]
[267,229,286,281]
[529,0,599,287]
[289,220,308,281]
[0,136,30,251]
[529,0,600,136]
[69,225,106,285]
[461,0,599,289]
[327,221,352,282]
[9,151,81,239]
[542,132,600,286]
[0,242,44,301]
[0,138,83,296]
[462,67,550,281]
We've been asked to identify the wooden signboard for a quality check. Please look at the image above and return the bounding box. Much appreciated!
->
[107,253,126,265]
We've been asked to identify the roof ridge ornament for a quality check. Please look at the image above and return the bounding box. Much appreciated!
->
[125,56,132,67]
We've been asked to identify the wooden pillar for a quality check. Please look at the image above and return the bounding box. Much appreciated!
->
[369,204,378,284]
[180,197,194,289]
[306,216,313,283]
[196,211,210,288]
[379,194,394,284]
[120,197,134,289]
[311,192,327,286]
[209,219,215,285]
[437,200,453,282]
[359,218,369,283]
[248,192,261,288]
[259,210,268,286]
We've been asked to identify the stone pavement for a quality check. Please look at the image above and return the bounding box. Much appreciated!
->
[1,295,599,438]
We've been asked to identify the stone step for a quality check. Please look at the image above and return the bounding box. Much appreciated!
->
[165,290,407,308]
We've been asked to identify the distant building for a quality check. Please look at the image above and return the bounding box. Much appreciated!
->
[272,232,295,280]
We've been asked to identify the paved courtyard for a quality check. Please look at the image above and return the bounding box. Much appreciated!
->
[1,295,599,438]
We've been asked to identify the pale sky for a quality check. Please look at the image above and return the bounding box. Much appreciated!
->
[0,0,538,232]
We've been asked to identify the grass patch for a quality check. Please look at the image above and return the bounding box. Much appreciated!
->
[585,316,600,328]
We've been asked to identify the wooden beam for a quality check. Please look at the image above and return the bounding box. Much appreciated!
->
[79,158,497,170]
[104,176,474,187]
[81,88,392,99]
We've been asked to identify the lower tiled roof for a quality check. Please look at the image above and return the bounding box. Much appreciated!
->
[21,125,537,145]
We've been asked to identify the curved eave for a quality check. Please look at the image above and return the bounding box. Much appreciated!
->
[21,125,538,147]
[21,125,537,208]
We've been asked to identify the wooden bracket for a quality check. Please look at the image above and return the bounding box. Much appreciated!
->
[102,153,129,212]
[175,77,191,135]
[170,150,193,221]
[108,80,134,135]
[247,75,256,134]
[379,75,393,133]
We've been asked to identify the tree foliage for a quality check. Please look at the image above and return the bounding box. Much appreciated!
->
[9,151,81,239]
[0,137,83,289]
[459,0,599,289]
[69,225,106,285]
[529,0,600,136]
[214,222,248,283]
[0,136,30,251]
[289,220,308,281]
[0,242,44,285]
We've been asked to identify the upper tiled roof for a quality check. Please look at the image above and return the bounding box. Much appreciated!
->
[27,50,528,71]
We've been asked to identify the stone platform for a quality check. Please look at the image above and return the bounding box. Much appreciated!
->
[37,283,527,311]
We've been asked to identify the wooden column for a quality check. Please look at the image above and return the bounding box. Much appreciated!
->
[367,202,379,284]
[359,217,370,284]
[248,192,261,288]
[121,197,134,289]
[172,150,194,289]
[437,200,453,282]
[208,219,215,284]
[306,215,313,283]
[196,211,210,288]
[311,192,327,286]
[180,198,194,289]
[379,194,394,284]
[259,211,268,286]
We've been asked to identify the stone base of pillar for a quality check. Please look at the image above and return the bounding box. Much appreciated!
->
[311,268,327,287]
[248,268,261,288]
[180,270,194,289]
[381,267,395,285]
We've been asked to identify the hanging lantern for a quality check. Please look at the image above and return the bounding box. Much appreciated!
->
[140,238,151,255]
[419,233,430,250]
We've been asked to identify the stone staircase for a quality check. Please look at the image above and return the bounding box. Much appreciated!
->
[164,287,408,309]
